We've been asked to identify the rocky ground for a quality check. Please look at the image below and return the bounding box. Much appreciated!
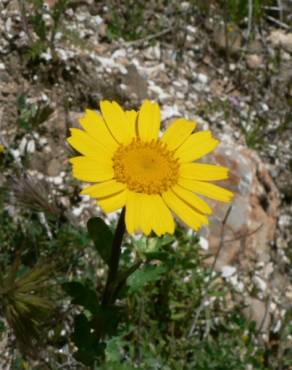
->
[0,0,291,368]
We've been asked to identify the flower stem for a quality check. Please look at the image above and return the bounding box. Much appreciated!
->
[101,208,125,306]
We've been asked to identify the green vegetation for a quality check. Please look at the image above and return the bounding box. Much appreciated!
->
[22,0,70,61]
[0,0,291,369]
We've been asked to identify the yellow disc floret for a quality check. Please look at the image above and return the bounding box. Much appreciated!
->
[112,138,179,195]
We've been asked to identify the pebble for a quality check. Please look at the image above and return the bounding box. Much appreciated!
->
[253,275,267,292]
[221,265,237,278]
[26,139,36,154]
[197,73,208,84]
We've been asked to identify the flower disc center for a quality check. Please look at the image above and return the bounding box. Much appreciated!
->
[112,139,179,194]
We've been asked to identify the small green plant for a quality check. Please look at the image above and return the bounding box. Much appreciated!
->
[17,94,53,132]
[106,0,149,41]
[24,0,70,61]
[241,117,267,149]
[0,259,57,351]
[225,0,265,23]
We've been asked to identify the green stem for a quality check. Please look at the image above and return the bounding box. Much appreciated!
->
[101,208,126,306]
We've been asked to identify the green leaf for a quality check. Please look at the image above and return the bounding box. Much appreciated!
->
[105,335,124,362]
[0,319,5,333]
[127,264,167,293]
[99,363,136,370]
[62,281,99,313]
[72,313,92,349]
[91,305,121,338]
[87,217,113,265]
[73,314,105,367]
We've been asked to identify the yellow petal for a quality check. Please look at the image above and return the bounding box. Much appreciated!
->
[149,195,175,236]
[81,180,126,198]
[171,184,212,215]
[79,109,118,155]
[67,128,110,157]
[125,192,174,236]
[125,192,152,235]
[175,131,219,163]
[100,101,135,144]
[180,163,229,181]
[125,191,141,234]
[125,109,138,136]
[178,178,233,202]
[69,156,113,182]
[98,190,127,213]
[162,189,208,231]
[138,100,160,141]
[140,194,174,236]
[161,118,196,151]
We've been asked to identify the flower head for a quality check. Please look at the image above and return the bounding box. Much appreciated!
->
[68,100,233,236]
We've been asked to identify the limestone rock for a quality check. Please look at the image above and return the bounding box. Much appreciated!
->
[246,54,263,69]
[268,30,292,53]
[243,298,271,332]
[122,64,149,100]
[200,145,280,271]
[213,23,242,55]
[47,158,62,176]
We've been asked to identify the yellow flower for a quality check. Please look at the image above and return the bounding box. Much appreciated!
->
[68,100,233,236]
[0,144,4,153]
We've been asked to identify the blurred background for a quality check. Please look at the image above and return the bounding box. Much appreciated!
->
[0,1,291,369]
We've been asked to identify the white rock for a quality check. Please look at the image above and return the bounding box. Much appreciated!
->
[112,49,126,59]
[93,15,103,25]
[57,49,69,61]
[221,265,237,278]
[253,275,267,292]
[229,63,236,71]
[144,44,161,60]
[27,139,35,154]
[279,215,291,227]
[261,103,269,112]
[186,25,197,35]
[272,320,282,333]
[53,176,63,185]
[55,32,62,41]
[0,63,5,70]
[41,50,53,62]
[199,236,209,250]
[5,18,12,34]
[148,82,170,101]
[72,204,87,217]
[39,137,48,146]
[19,137,27,155]
[234,281,245,293]
[161,105,180,120]
[41,93,49,102]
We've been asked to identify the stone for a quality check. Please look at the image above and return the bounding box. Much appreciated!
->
[213,23,242,55]
[122,64,149,100]
[45,0,58,6]
[246,54,263,69]
[47,158,62,176]
[143,44,161,61]
[199,145,280,271]
[268,30,292,53]
[243,298,271,332]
